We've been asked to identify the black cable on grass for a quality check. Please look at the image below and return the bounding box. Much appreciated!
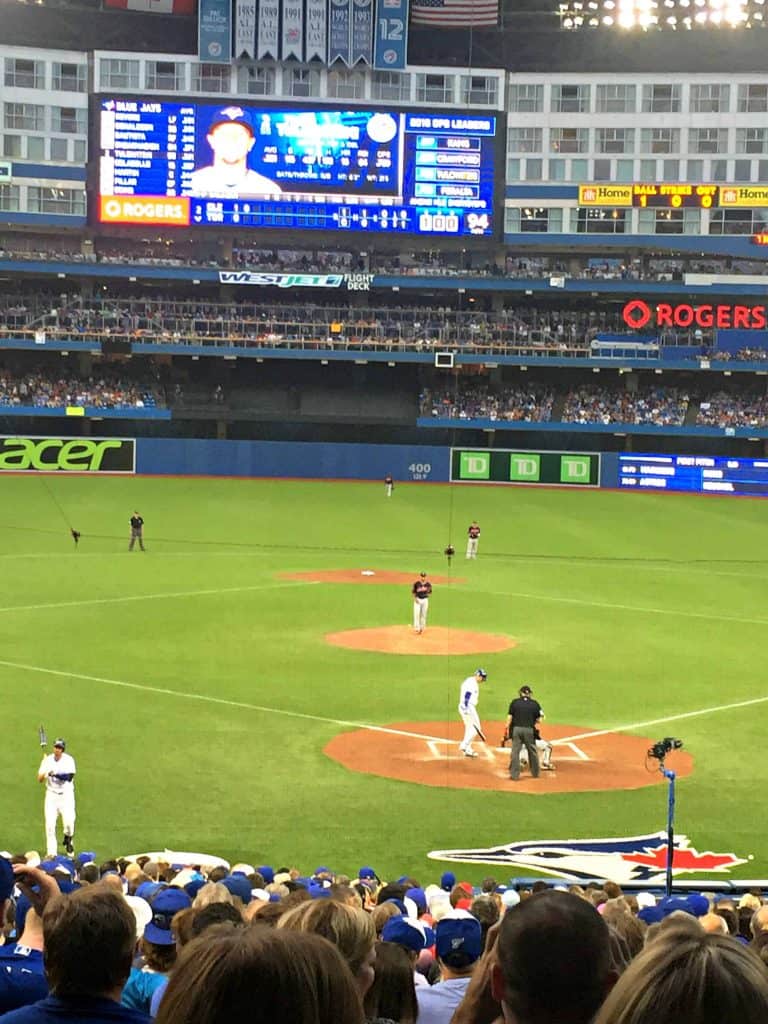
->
[0,520,765,567]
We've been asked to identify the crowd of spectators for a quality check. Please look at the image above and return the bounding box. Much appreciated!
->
[696,390,768,428]
[562,385,690,426]
[3,853,768,1024]
[420,384,555,422]
[0,370,161,410]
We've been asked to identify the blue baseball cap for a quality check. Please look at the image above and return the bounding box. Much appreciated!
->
[135,881,164,902]
[436,916,483,965]
[476,669,487,678]
[359,866,377,881]
[209,105,255,136]
[308,883,332,899]
[440,871,456,892]
[405,887,427,915]
[221,874,252,904]
[144,889,192,945]
[382,915,435,952]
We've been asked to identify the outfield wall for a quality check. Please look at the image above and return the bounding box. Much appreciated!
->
[136,439,450,482]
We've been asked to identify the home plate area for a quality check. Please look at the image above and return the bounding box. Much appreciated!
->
[324,721,694,794]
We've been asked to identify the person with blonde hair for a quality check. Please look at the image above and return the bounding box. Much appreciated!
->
[278,899,377,999]
[191,882,234,909]
[593,931,768,1024]
[154,926,364,1024]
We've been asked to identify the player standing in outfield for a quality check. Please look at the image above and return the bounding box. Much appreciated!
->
[458,668,487,757]
[412,571,432,634]
[38,738,76,856]
[129,511,145,552]
[385,473,394,497]
[466,521,481,559]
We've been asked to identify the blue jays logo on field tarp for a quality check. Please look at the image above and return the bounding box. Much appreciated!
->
[428,832,748,884]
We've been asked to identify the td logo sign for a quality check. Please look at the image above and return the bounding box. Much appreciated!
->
[454,448,599,487]
[0,437,136,472]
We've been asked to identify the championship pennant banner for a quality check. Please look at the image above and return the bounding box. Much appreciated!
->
[235,0,257,57]
[251,0,332,62]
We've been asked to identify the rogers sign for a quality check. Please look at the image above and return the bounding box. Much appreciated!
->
[623,300,767,330]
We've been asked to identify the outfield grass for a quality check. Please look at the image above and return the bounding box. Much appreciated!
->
[2,474,767,881]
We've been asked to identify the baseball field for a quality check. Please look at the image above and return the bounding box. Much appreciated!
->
[1,472,766,881]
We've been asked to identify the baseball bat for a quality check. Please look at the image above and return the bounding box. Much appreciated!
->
[474,724,487,742]
[38,724,47,749]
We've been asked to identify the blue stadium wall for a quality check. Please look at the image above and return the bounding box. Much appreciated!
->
[135,438,623,487]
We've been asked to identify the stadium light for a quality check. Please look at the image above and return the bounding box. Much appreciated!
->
[559,0,762,26]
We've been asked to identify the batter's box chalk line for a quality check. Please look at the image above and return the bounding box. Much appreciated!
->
[424,739,590,763]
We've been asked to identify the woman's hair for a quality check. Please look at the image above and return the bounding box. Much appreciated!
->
[363,942,418,1024]
[154,925,364,1024]
[278,900,375,978]
[371,901,403,937]
[192,882,235,909]
[594,931,768,1024]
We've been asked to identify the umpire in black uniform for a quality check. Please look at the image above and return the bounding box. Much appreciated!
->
[505,685,542,780]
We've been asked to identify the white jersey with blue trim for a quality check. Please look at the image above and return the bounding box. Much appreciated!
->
[38,753,76,795]
[458,676,479,713]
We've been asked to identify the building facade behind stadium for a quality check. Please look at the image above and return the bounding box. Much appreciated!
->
[3,3,768,473]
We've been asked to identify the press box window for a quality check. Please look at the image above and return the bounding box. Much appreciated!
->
[52,63,87,92]
[551,84,590,113]
[327,69,366,99]
[595,84,636,113]
[285,68,320,97]
[100,59,140,90]
[576,207,627,233]
[710,209,763,235]
[416,74,452,104]
[461,75,498,106]
[371,71,410,102]
[146,61,184,91]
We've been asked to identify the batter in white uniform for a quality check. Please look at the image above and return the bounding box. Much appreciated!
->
[458,668,487,757]
[38,738,76,857]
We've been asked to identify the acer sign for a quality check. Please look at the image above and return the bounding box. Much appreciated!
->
[623,300,768,331]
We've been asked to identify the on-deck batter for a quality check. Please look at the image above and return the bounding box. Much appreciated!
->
[38,738,76,857]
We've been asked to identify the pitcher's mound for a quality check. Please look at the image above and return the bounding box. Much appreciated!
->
[325,625,516,656]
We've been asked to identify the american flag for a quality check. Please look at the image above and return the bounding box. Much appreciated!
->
[410,0,498,26]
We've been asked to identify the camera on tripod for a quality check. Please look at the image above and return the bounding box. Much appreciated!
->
[648,737,684,761]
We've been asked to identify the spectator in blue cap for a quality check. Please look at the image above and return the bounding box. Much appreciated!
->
[221,875,251,905]
[0,883,147,1024]
[121,889,190,1015]
[0,864,57,1014]
[441,872,456,892]
[417,914,483,1024]
[382,915,435,990]
[190,106,282,199]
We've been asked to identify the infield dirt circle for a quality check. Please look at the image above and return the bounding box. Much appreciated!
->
[325,625,516,656]
[325,721,694,793]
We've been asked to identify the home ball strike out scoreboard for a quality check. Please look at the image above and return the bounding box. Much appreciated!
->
[578,184,768,209]
[619,454,768,496]
[97,98,497,236]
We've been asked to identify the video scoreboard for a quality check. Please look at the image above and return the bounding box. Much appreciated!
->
[97,98,497,236]
[619,454,768,496]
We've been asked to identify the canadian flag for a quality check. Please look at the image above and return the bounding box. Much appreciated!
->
[105,0,196,13]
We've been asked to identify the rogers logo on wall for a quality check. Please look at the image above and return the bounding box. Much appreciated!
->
[623,299,768,331]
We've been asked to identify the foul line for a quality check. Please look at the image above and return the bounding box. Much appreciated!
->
[470,587,768,628]
[0,658,449,744]
[0,580,317,615]
[556,693,768,744]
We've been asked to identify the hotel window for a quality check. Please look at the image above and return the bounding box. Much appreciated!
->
[689,128,728,154]
[737,128,768,154]
[596,127,634,154]
[640,127,680,154]
[4,103,45,131]
[100,59,140,90]
[237,66,276,96]
[52,63,87,92]
[4,58,44,89]
[550,127,588,153]
[191,64,231,93]
[146,61,184,91]
[738,84,768,113]
[507,127,542,152]
[690,83,729,113]
[641,83,681,113]
[508,83,543,112]
[461,75,497,106]
[551,84,590,113]
[595,84,636,113]
[371,71,411,102]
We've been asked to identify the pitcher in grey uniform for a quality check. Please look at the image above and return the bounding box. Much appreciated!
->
[505,685,542,780]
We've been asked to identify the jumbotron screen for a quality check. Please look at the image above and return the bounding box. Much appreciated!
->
[619,454,768,497]
[96,98,497,236]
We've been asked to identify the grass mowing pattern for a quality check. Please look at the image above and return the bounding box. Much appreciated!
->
[1,474,766,880]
